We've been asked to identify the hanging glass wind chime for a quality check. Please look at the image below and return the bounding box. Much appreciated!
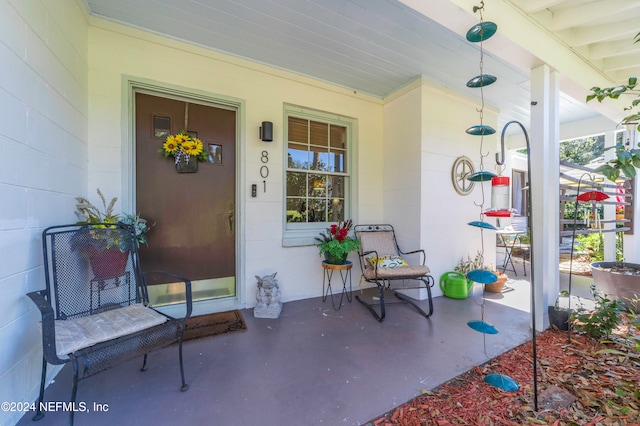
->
[463,2,520,393]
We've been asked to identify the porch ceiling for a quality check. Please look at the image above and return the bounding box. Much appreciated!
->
[85,0,639,133]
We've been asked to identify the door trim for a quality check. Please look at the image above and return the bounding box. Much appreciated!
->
[123,76,246,315]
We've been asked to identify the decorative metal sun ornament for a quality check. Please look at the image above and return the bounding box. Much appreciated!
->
[451,156,476,195]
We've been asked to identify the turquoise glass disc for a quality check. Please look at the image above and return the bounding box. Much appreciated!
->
[467,320,498,334]
[466,22,498,42]
[467,220,496,230]
[467,269,498,284]
[485,373,519,392]
[466,74,497,88]
[467,171,496,182]
[466,125,496,135]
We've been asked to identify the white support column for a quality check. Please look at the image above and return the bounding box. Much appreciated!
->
[530,65,560,331]
[626,126,640,263]
[603,129,618,262]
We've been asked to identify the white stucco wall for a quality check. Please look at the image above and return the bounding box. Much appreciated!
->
[87,18,385,308]
[383,81,499,295]
[0,0,89,425]
[422,82,500,280]
[383,84,423,249]
[0,3,511,422]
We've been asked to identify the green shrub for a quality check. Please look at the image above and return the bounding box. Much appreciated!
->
[572,284,624,339]
[574,233,604,261]
[574,232,624,262]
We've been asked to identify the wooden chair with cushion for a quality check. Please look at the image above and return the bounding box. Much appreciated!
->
[27,224,193,425]
[354,224,434,322]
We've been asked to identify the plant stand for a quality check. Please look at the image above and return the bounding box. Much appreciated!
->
[322,261,352,310]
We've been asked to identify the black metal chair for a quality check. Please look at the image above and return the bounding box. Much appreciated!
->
[27,224,193,425]
[354,224,434,322]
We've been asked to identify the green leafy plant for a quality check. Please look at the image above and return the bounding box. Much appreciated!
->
[585,31,640,182]
[315,220,360,260]
[587,75,639,131]
[574,232,624,262]
[586,51,639,180]
[454,252,481,274]
[454,251,494,274]
[590,136,640,182]
[592,297,640,368]
[574,232,605,262]
[572,284,624,339]
[517,233,530,245]
[119,212,151,247]
[74,188,152,248]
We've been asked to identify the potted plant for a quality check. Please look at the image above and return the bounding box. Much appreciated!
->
[158,130,209,173]
[484,269,508,293]
[453,251,507,293]
[73,188,152,278]
[454,251,484,276]
[315,220,360,265]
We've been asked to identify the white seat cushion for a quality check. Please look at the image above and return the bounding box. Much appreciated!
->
[363,264,430,280]
[54,304,168,358]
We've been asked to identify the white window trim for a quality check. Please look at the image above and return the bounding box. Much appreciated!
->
[282,104,358,247]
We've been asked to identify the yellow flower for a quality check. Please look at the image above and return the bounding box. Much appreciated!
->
[163,136,179,153]
[174,133,190,145]
[193,138,204,154]
[181,140,202,156]
[159,131,206,162]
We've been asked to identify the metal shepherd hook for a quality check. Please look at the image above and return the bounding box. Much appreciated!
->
[498,120,538,411]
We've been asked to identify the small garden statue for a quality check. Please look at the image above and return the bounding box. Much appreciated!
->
[254,272,282,319]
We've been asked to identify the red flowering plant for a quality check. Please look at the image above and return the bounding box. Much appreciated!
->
[315,220,360,264]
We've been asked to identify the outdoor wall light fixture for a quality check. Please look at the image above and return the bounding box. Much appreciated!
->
[259,121,273,142]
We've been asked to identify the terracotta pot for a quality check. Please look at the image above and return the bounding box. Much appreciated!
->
[484,272,508,293]
[87,246,129,278]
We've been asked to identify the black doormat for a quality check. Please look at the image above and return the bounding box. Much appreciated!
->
[181,310,247,342]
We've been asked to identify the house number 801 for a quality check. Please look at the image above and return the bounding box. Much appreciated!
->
[260,150,269,192]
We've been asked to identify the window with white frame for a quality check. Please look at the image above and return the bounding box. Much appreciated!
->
[284,106,355,245]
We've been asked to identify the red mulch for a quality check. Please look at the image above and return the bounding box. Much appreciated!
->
[369,316,640,425]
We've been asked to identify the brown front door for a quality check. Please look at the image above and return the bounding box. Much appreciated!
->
[135,92,236,304]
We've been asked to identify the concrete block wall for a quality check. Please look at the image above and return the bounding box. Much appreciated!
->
[0,1,89,424]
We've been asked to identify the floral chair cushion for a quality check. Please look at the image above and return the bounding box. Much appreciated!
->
[366,255,408,268]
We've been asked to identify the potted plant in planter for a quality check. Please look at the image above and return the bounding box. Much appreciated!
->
[453,251,507,293]
[73,189,152,278]
[315,220,360,265]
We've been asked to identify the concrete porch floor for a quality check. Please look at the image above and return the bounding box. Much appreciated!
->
[17,265,591,426]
